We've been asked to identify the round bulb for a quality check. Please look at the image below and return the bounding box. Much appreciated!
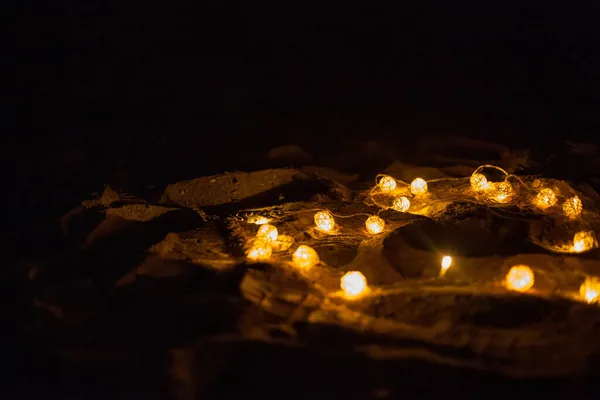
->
[340,271,367,298]
[580,277,600,304]
[257,223,278,242]
[535,188,557,210]
[410,178,428,196]
[562,196,582,219]
[572,231,596,253]
[378,175,397,192]
[441,255,452,275]
[505,265,534,292]
[392,196,410,212]
[493,181,514,203]
[314,211,335,233]
[292,245,319,269]
[246,241,272,262]
[365,215,385,234]
[470,173,490,192]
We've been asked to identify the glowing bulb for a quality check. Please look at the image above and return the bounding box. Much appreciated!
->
[257,223,278,242]
[470,173,490,192]
[292,245,319,269]
[410,177,428,196]
[340,271,368,298]
[440,256,452,275]
[378,175,397,192]
[493,181,514,203]
[365,215,385,234]
[246,241,272,262]
[314,211,335,233]
[580,277,600,304]
[535,188,557,210]
[562,196,582,219]
[392,196,411,212]
[247,215,270,225]
[505,265,534,292]
[572,231,596,253]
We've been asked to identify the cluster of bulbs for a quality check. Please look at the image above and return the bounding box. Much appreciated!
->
[245,220,369,299]
[243,166,600,305]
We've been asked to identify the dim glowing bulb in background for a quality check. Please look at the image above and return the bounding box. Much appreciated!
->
[580,277,600,304]
[340,271,368,298]
[505,265,534,292]
[292,245,319,269]
[378,175,397,192]
[365,215,385,234]
[247,215,271,225]
[470,173,490,192]
[314,211,335,233]
[562,196,582,219]
[410,177,428,196]
[257,223,278,242]
[535,188,557,210]
[493,181,514,203]
[392,196,411,212]
[440,256,452,275]
[572,231,596,253]
[246,241,272,262]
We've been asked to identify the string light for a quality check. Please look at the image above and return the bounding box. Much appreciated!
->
[580,277,600,304]
[562,196,582,219]
[247,215,271,225]
[246,240,272,262]
[572,231,597,253]
[392,196,410,212]
[505,265,534,292]
[440,255,452,276]
[535,188,557,210]
[378,175,397,192]
[470,173,490,192]
[292,245,319,269]
[493,181,514,203]
[257,223,278,242]
[340,271,368,299]
[410,177,428,196]
[365,215,385,234]
[314,211,335,233]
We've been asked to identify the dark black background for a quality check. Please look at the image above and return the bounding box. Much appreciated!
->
[13,1,600,228]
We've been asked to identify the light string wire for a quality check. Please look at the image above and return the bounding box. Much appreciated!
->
[239,166,600,304]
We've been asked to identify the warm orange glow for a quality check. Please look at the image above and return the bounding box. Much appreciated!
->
[271,235,294,251]
[505,265,534,292]
[246,241,272,262]
[470,173,490,192]
[580,277,600,304]
[314,211,335,233]
[292,245,319,269]
[340,271,367,298]
[365,215,385,234]
[378,175,397,192]
[257,223,278,242]
[535,188,557,210]
[562,196,582,219]
[392,196,410,212]
[493,181,514,203]
[572,231,597,253]
[410,177,428,196]
[247,215,271,225]
[440,255,452,275]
